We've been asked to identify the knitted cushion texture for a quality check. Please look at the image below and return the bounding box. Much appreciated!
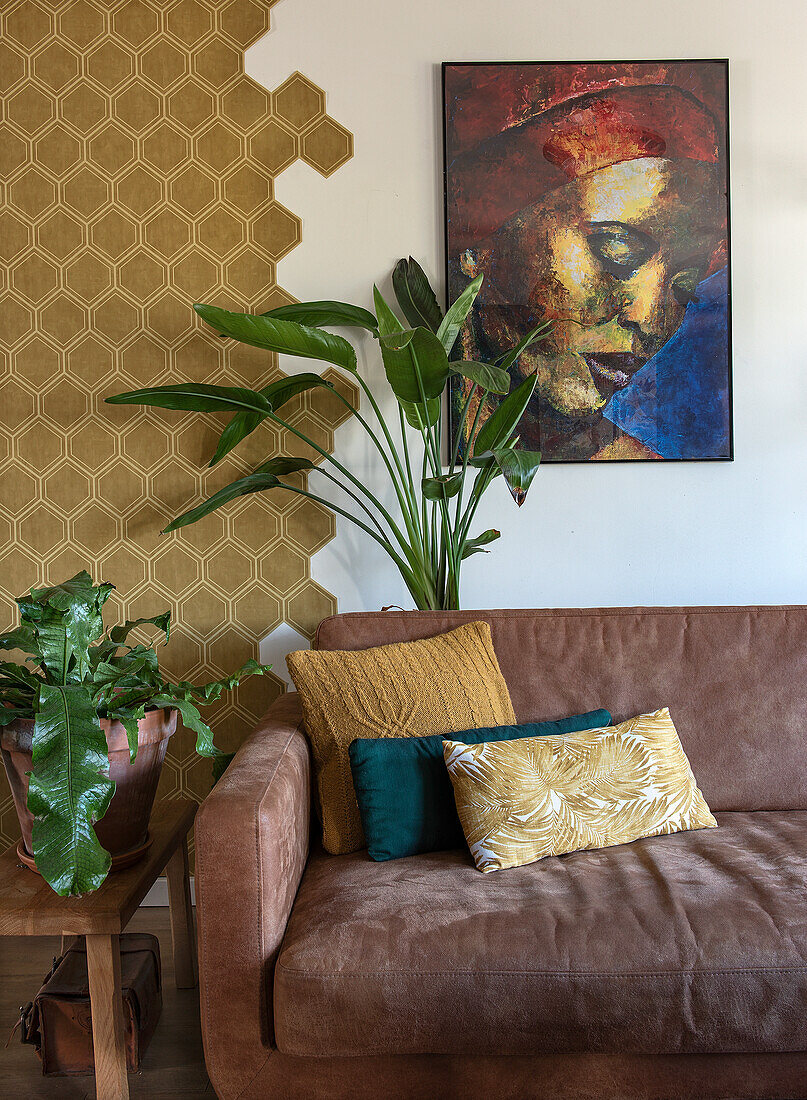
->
[287,621,516,854]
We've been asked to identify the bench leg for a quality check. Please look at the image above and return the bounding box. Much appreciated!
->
[166,832,197,989]
[86,933,129,1100]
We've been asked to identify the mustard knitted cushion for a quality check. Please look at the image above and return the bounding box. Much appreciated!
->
[287,621,516,854]
[444,707,717,873]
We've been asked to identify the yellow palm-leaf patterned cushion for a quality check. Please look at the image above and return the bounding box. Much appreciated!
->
[443,708,717,873]
[287,621,516,854]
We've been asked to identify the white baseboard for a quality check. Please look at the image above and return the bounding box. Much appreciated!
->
[141,876,196,906]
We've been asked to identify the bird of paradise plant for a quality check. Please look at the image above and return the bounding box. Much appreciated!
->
[107,259,549,611]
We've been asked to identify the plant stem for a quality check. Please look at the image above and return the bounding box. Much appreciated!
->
[449,385,475,472]
[354,373,421,520]
[454,393,486,532]
[313,466,391,541]
[266,410,423,571]
[458,463,498,547]
[410,344,460,608]
[329,386,422,540]
[278,481,427,599]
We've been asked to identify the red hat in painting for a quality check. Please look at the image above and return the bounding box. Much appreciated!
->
[447,83,723,252]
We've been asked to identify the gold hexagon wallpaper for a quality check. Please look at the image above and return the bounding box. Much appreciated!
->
[0,0,355,854]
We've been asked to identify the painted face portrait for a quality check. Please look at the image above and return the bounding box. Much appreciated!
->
[445,66,731,462]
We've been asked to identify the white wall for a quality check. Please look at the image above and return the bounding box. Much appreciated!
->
[248,0,807,613]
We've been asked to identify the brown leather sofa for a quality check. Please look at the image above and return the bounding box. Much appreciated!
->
[195,607,807,1099]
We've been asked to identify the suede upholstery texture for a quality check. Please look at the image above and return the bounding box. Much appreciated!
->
[316,607,807,811]
[275,812,807,1056]
[195,607,807,1100]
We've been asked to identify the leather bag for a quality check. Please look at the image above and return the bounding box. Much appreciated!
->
[16,933,162,1076]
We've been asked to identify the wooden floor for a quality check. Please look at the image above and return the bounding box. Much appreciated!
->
[0,908,212,1099]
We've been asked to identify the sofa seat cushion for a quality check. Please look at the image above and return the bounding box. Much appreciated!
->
[273,811,807,1057]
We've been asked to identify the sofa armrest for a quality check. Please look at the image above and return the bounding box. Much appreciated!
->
[195,691,310,1098]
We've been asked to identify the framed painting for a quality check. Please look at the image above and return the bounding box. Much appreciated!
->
[443,60,732,462]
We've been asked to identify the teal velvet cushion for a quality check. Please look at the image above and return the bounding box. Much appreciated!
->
[348,709,611,861]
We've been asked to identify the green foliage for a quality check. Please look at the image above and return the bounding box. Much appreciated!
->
[105,383,272,416]
[491,446,542,506]
[422,473,462,500]
[18,573,113,684]
[450,360,511,395]
[461,529,501,559]
[192,304,358,372]
[392,257,444,333]
[163,458,315,532]
[474,372,539,455]
[435,274,483,355]
[0,572,271,897]
[379,327,449,407]
[208,374,333,467]
[107,260,552,612]
[27,683,114,897]
[262,300,379,333]
[497,320,552,373]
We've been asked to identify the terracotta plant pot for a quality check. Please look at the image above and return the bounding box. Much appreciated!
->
[0,707,177,874]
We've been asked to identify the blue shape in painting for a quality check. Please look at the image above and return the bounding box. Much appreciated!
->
[607,267,731,459]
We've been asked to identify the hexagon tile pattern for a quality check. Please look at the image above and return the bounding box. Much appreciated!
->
[0,0,355,857]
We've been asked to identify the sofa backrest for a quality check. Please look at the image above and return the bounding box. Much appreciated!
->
[315,606,807,813]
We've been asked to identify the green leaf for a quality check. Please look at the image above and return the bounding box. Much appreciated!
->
[255,456,317,477]
[379,330,416,350]
[208,374,335,467]
[93,653,153,687]
[100,703,146,765]
[105,383,272,416]
[263,373,336,412]
[261,300,378,333]
[461,529,501,559]
[498,320,552,373]
[109,612,171,647]
[212,752,235,782]
[399,397,441,429]
[0,680,36,702]
[163,458,314,533]
[380,326,450,405]
[474,372,538,455]
[0,705,35,726]
[449,360,511,395]
[375,283,448,427]
[120,709,144,764]
[0,625,38,655]
[208,411,264,468]
[19,571,109,618]
[165,473,277,531]
[89,613,170,670]
[373,285,405,336]
[392,257,443,333]
[164,658,271,706]
[422,473,462,500]
[0,660,40,691]
[92,652,159,714]
[152,659,270,777]
[436,273,483,356]
[492,446,542,506]
[150,694,233,783]
[193,304,358,372]
[19,572,113,684]
[467,449,499,470]
[152,695,218,757]
[27,683,114,897]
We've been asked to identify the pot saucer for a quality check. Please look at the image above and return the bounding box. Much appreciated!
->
[16,833,153,876]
